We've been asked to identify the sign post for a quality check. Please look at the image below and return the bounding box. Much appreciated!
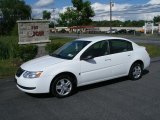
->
[159,23,160,34]
[144,22,154,34]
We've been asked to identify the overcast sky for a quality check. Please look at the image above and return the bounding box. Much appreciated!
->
[24,0,160,21]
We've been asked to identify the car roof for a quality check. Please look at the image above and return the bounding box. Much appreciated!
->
[76,36,131,42]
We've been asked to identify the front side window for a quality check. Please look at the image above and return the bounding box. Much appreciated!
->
[50,40,91,59]
[81,40,109,59]
[109,39,133,54]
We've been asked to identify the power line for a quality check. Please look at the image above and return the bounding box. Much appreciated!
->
[102,2,160,16]
[114,11,160,15]
[97,9,160,15]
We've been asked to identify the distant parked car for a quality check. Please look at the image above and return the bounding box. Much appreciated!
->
[127,29,136,34]
[15,36,150,98]
[106,29,117,34]
[59,29,67,33]
[116,29,127,34]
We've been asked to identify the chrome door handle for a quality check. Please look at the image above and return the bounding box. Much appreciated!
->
[105,59,111,61]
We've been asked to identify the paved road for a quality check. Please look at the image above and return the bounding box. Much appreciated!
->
[50,33,160,45]
[0,60,160,120]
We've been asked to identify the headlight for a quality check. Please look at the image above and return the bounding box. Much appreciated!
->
[23,71,43,78]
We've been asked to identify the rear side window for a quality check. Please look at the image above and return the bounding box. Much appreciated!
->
[109,39,133,54]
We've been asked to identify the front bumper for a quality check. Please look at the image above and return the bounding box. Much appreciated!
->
[15,75,53,94]
[15,78,35,90]
[17,83,36,90]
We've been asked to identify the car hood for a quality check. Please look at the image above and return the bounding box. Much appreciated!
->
[21,55,67,71]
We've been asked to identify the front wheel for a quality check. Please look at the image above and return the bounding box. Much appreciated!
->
[50,75,75,98]
[129,63,143,80]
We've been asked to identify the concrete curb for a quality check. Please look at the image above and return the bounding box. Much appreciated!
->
[151,57,160,63]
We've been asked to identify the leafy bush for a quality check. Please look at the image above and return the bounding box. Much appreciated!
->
[18,44,38,62]
[45,42,64,54]
[0,41,9,59]
[11,24,18,36]
[0,36,19,59]
[11,43,20,58]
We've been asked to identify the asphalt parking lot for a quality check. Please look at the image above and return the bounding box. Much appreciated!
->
[0,59,160,120]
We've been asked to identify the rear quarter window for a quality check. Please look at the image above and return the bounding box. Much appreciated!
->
[109,39,133,54]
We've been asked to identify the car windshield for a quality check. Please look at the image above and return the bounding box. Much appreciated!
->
[50,40,91,60]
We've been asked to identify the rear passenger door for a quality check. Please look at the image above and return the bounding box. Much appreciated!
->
[108,39,133,77]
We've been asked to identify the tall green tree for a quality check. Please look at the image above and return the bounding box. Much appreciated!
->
[58,0,95,26]
[0,0,31,35]
[58,7,78,26]
[42,10,51,20]
[153,15,160,25]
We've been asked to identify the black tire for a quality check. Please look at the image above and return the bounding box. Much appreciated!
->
[50,74,75,98]
[128,62,143,80]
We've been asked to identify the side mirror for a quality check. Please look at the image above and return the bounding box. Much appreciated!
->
[81,55,94,61]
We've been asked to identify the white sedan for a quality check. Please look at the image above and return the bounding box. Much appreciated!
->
[15,36,150,98]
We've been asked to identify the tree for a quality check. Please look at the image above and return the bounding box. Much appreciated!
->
[58,0,95,26]
[91,20,145,27]
[42,10,51,20]
[49,21,55,28]
[57,7,78,27]
[153,16,160,25]
[0,0,31,35]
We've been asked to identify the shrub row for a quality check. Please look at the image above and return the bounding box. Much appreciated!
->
[45,42,64,54]
[0,42,38,62]
[0,41,9,59]
[18,45,38,62]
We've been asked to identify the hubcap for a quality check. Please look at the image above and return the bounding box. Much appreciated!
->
[56,79,72,96]
[132,65,142,79]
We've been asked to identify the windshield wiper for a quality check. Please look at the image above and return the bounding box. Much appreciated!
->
[50,53,70,59]
[50,53,61,58]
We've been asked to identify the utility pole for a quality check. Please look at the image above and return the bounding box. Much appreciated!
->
[110,0,113,34]
[0,1,3,36]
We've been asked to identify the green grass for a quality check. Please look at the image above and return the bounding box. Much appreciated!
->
[0,36,18,59]
[0,59,18,79]
[49,36,74,44]
[0,36,19,78]
[108,34,160,40]
[138,43,160,58]
[0,35,18,45]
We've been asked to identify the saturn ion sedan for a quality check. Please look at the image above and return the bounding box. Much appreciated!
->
[15,36,150,98]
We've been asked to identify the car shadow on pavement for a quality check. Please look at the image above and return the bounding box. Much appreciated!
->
[26,93,53,98]
[143,69,149,76]
[78,77,128,92]
[78,69,149,92]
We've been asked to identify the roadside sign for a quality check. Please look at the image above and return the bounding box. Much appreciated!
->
[17,20,51,44]
[144,22,153,34]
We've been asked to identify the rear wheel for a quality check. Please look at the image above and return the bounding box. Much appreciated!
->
[129,63,143,80]
[50,74,75,98]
